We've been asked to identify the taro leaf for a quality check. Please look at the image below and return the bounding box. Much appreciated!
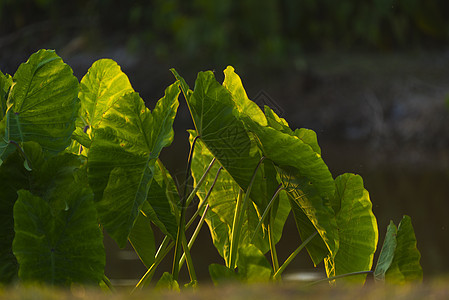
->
[243,119,335,199]
[189,133,290,261]
[264,106,290,133]
[12,188,105,285]
[0,142,84,283]
[77,59,134,143]
[237,244,272,283]
[0,150,29,283]
[286,188,329,266]
[264,106,321,155]
[176,67,287,225]
[325,174,378,283]
[88,84,179,247]
[0,50,79,163]
[0,71,12,119]
[223,66,267,127]
[209,245,272,284]
[140,160,179,240]
[222,67,287,218]
[182,70,260,194]
[204,209,232,265]
[374,221,398,282]
[170,68,192,102]
[129,211,156,269]
[276,165,337,265]
[385,215,423,284]
[155,272,180,291]
[209,264,239,285]
[243,117,337,264]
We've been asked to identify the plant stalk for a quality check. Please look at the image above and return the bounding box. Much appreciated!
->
[102,275,116,293]
[134,163,220,291]
[251,184,283,244]
[307,271,374,287]
[133,236,171,292]
[273,231,318,280]
[268,213,279,273]
[172,135,200,280]
[179,204,210,268]
[228,156,266,269]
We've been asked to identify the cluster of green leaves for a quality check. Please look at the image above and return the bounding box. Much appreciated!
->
[0,49,422,289]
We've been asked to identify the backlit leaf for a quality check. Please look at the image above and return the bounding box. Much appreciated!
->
[88,83,179,247]
[325,174,378,283]
[385,215,423,284]
[0,50,79,163]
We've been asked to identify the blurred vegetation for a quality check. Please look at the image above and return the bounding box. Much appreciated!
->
[1,0,449,65]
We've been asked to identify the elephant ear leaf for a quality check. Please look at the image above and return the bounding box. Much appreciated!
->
[88,83,179,247]
[237,244,272,283]
[75,59,134,150]
[0,50,79,163]
[374,221,398,281]
[325,174,378,283]
[375,215,423,284]
[0,71,12,119]
[12,188,105,285]
[129,211,156,269]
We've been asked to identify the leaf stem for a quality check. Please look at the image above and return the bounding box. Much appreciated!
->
[273,231,318,280]
[229,156,266,269]
[268,213,279,273]
[9,140,32,170]
[133,236,171,292]
[102,275,116,293]
[172,135,200,280]
[181,232,197,282]
[251,184,283,243]
[133,163,220,291]
[179,204,210,268]
[307,270,373,286]
[186,166,222,229]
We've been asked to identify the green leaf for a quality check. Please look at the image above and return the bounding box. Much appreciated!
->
[243,117,337,263]
[0,49,79,163]
[237,244,272,283]
[264,106,321,154]
[155,272,180,291]
[244,121,335,199]
[185,70,260,191]
[88,83,179,247]
[286,188,329,266]
[0,70,12,119]
[374,221,398,282]
[209,264,238,285]
[141,160,179,239]
[175,68,286,228]
[325,174,378,283]
[0,150,29,283]
[12,188,105,285]
[71,127,91,148]
[209,245,272,285]
[264,106,290,132]
[385,216,423,284]
[222,68,288,220]
[77,59,134,147]
[0,142,83,284]
[190,133,289,261]
[223,66,267,127]
[129,211,156,269]
[170,68,192,102]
